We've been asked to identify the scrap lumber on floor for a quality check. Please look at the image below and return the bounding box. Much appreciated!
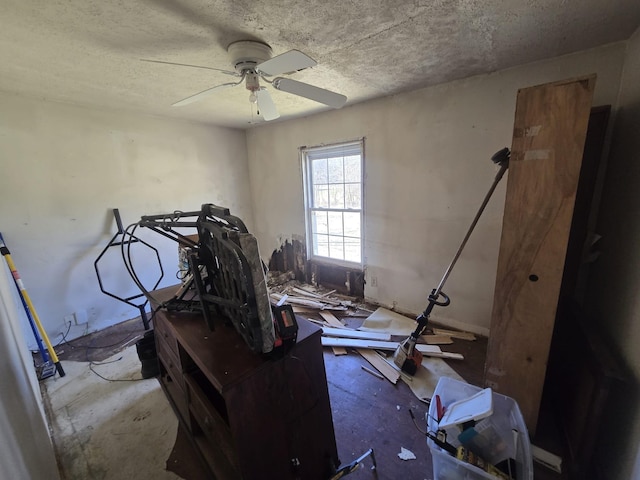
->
[421,334,454,344]
[51,310,561,480]
[357,348,401,384]
[320,337,464,360]
[432,327,476,341]
[319,311,347,328]
[318,312,349,355]
[321,326,391,341]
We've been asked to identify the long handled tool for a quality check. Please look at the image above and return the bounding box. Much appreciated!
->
[393,148,511,375]
[14,280,56,379]
[0,233,65,377]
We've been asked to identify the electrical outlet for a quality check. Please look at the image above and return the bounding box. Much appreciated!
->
[370,275,378,287]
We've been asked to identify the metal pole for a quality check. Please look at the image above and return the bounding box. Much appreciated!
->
[0,233,65,377]
[434,162,509,297]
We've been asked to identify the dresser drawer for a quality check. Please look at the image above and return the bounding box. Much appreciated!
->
[158,357,190,428]
[156,333,185,392]
[154,316,179,358]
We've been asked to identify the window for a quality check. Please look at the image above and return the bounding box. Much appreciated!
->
[302,140,363,266]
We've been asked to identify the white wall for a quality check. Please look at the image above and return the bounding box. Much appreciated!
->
[0,253,60,480]
[586,26,640,480]
[0,92,253,343]
[246,43,625,335]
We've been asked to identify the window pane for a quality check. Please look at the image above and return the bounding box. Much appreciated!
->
[343,212,360,237]
[304,142,363,265]
[312,210,328,234]
[345,183,361,209]
[328,157,344,184]
[312,158,327,184]
[344,238,361,263]
[314,234,329,257]
[328,211,343,235]
[344,155,361,182]
[328,235,344,260]
[313,185,329,208]
[328,184,344,208]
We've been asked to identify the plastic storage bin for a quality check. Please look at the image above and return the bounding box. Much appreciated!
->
[427,376,533,480]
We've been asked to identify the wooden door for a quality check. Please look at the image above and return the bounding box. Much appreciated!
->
[484,75,596,433]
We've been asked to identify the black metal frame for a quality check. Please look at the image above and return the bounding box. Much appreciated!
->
[138,204,268,353]
[94,209,164,330]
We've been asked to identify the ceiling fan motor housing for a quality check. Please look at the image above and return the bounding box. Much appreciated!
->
[227,41,273,74]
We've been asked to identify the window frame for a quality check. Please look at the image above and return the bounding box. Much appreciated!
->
[301,139,365,268]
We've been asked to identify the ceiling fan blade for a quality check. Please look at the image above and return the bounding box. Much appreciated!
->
[273,78,347,108]
[255,89,280,121]
[256,50,317,76]
[172,81,241,107]
[141,59,238,76]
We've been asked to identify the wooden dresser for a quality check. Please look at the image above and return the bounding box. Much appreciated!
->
[153,292,339,479]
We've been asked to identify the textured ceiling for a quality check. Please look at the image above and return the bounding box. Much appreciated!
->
[1,0,639,129]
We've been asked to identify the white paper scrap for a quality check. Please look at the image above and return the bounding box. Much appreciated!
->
[398,447,416,461]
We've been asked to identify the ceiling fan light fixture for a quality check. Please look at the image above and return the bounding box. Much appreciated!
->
[245,72,260,91]
[162,39,346,119]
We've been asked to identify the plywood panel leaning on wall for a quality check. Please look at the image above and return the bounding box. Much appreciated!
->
[484,75,596,433]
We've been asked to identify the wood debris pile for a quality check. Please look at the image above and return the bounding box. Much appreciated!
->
[268,278,373,317]
[268,279,478,388]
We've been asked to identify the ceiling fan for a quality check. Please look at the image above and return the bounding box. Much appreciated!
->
[143,40,347,121]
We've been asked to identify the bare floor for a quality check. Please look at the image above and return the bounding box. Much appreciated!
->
[43,315,564,480]
[43,341,180,479]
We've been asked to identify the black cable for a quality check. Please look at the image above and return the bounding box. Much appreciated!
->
[57,320,147,382]
[84,332,147,382]
[59,322,138,350]
[408,409,427,435]
[89,361,145,382]
[54,320,72,347]
[120,221,162,306]
[122,223,148,296]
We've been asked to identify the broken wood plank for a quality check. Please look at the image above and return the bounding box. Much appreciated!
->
[291,306,320,314]
[321,338,464,360]
[311,321,349,355]
[432,328,476,341]
[361,365,384,380]
[318,312,352,356]
[421,335,454,345]
[270,293,326,309]
[291,286,323,299]
[318,311,347,329]
[321,289,337,297]
[322,327,391,341]
[306,318,331,328]
[357,348,400,384]
[290,287,345,306]
[321,306,348,311]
